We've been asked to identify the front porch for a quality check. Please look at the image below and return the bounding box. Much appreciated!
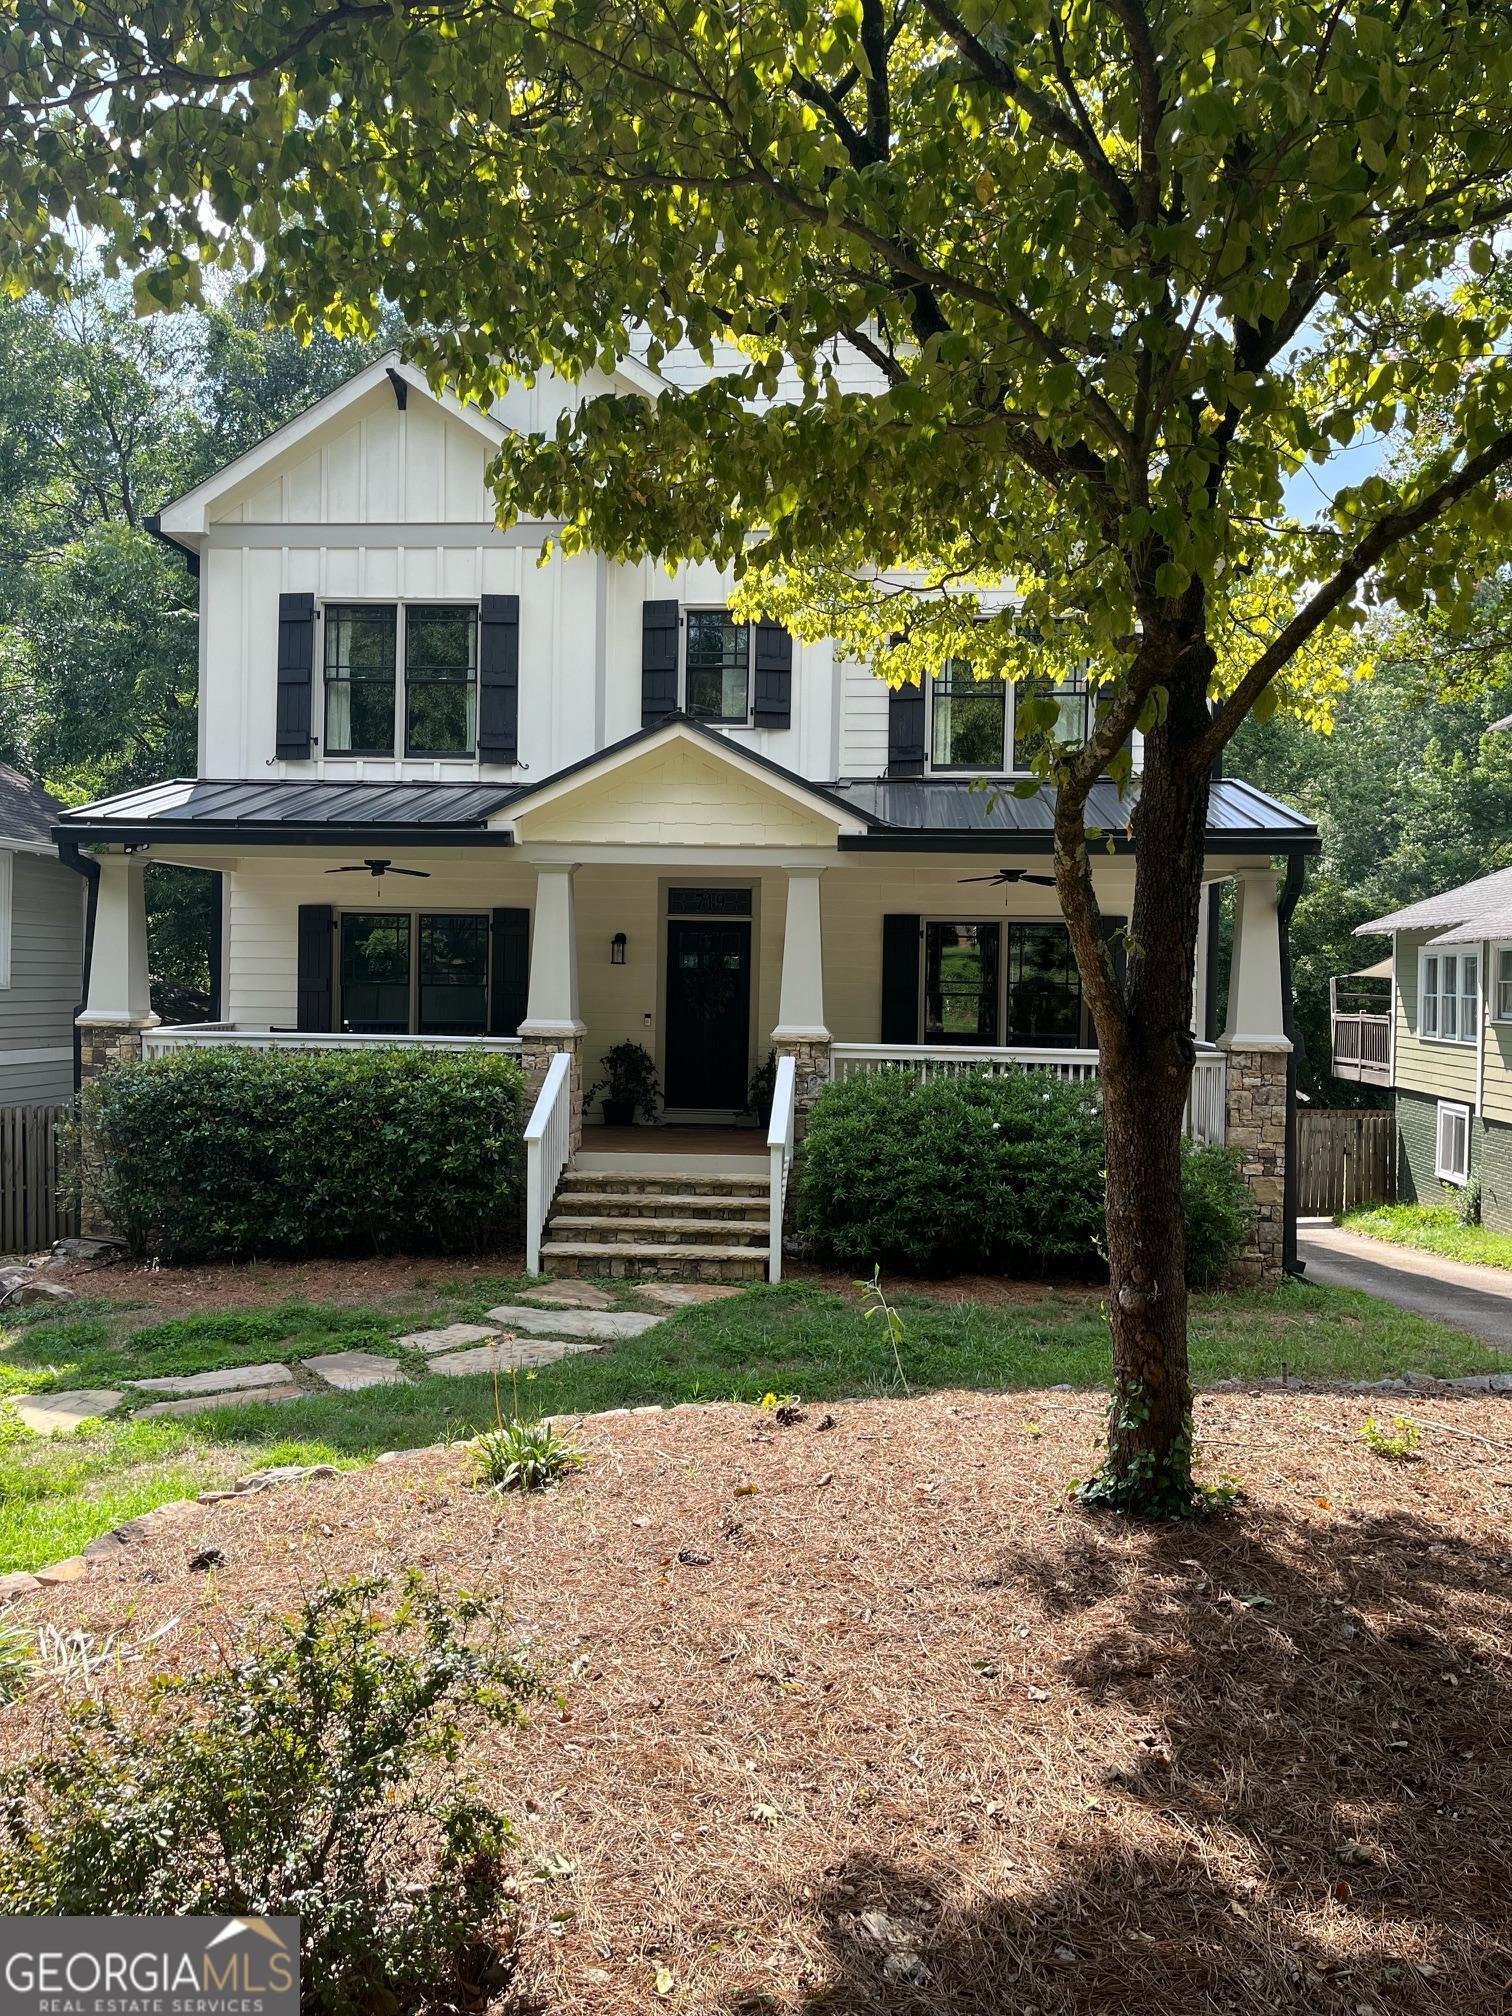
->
[62,722,1308,1285]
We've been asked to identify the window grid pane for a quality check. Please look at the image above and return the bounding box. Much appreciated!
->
[405,607,478,756]
[924,923,1000,1044]
[418,913,489,1035]
[1006,923,1083,1046]
[931,661,1007,770]
[1498,948,1512,1020]
[685,610,749,721]
[324,605,397,755]
[1422,954,1439,1038]
[1012,677,1089,770]
[340,913,411,1033]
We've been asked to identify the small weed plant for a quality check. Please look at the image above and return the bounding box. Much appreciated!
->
[474,1366,583,1493]
[856,1267,911,1393]
[1361,1414,1423,1461]
[0,1621,34,1705]
[0,1576,546,2015]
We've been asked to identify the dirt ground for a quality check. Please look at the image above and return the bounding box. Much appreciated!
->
[5,1386,1510,2014]
[40,1249,529,1311]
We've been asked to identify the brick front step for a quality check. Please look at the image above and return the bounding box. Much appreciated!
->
[539,1240,768,1283]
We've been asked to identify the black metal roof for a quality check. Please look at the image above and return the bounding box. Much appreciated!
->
[0,764,64,849]
[54,777,520,848]
[830,775,1318,851]
[54,754,1316,855]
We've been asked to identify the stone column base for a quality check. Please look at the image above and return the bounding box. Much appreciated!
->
[773,1035,833,1143]
[75,1018,157,1237]
[1221,1043,1288,1285]
[520,1032,585,1153]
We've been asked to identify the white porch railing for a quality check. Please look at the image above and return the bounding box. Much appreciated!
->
[524,1050,574,1277]
[142,1023,524,1059]
[766,1053,797,1284]
[829,1042,1228,1145]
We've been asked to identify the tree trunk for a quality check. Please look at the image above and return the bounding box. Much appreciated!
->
[1056,640,1216,1516]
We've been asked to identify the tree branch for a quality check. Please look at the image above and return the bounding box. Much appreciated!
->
[1200,428,1512,765]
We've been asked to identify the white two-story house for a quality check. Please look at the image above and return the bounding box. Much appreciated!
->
[56,351,1315,1279]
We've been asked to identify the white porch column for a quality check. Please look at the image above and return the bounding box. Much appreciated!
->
[80,852,156,1032]
[519,863,586,1150]
[773,867,829,1042]
[1219,869,1291,1285]
[773,865,831,1140]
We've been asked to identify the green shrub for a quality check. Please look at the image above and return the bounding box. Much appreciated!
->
[796,1069,1253,1285]
[0,1577,546,2015]
[86,1046,525,1262]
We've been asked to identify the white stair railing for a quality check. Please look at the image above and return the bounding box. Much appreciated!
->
[524,1051,574,1276]
[766,1053,797,1285]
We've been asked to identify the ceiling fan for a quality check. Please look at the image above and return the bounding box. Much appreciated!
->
[324,859,431,879]
[958,866,1057,888]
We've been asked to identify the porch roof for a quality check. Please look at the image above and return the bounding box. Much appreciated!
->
[53,776,519,848]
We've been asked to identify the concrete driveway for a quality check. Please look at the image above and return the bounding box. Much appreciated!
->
[1297,1221,1512,1350]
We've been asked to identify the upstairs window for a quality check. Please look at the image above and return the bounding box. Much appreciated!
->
[931,661,1008,770]
[1420,949,1478,1045]
[322,603,479,758]
[1496,946,1512,1021]
[685,609,750,723]
[324,605,398,756]
[1012,675,1090,771]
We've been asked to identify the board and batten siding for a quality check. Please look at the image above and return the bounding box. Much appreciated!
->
[1392,929,1479,1106]
[0,851,81,1106]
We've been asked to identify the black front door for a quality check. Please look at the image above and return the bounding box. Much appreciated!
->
[664,919,752,1109]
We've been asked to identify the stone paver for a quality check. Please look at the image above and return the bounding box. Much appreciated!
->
[636,1283,747,1308]
[483,1303,664,1340]
[305,1350,408,1391]
[522,1282,615,1310]
[131,1361,295,1397]
[137,1386,302,1419]
[429,1338,602,1377]
[0,1570,42,1601]
[398,1322,501,1355]
[10,1389,121,1436]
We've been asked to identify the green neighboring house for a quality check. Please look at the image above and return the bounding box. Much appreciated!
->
[1349,869,1512,1225]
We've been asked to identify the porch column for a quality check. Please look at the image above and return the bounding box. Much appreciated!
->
[518,862,586,1150]
[1219,869,1292,1286]
[772,866,831,1139]
[76,851,158,1236]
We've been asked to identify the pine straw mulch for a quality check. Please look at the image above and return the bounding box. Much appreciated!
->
[5,1387,1511,2015]
[38,1248,527,1311]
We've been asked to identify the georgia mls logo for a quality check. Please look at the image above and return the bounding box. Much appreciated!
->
[0,1915,299,2015]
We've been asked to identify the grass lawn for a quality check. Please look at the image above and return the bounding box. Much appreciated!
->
[1,1270,1503,1574]
[1341,1200,1512,1270]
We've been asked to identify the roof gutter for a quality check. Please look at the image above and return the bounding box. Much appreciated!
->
[1278,850,1307,1279]
[141,512,199,580]
[55,838,100,1097]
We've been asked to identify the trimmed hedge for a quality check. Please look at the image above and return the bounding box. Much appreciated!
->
[86,1046,525,1261]
[795,1068,1252,1285]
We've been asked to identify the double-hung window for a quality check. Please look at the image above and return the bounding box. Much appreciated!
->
[1495,946,1512,1022]
[1012,675,1090,772]
[1435,1101,1471,1185]
[931,661,1008,770]
[685,609,750,723]
[338,911,490,1036]
[1420,949,1478,1044]
[323,604,479,757]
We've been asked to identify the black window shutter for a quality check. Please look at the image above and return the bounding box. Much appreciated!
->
[276,592,315,760]
[641,599,680,725]
[296,904,334,1032]
[752,618,793,729]
[489,908,530,1037]
[880,914,921,1043]
[478,594,520,763]
[887,680,926,776]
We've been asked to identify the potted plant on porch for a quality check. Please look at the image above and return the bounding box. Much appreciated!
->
[586,1041,661,1127]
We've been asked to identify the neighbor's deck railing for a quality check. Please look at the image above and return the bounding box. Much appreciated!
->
[1329,1012,1392,1087]
[829,1042,1228,1145]
[765,1053,797,1284]
[142,1023,524,1059]
[524,1050,574,1276]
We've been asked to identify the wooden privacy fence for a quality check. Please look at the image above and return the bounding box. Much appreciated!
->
[1296,1108,1396,1217]
[0,1102,78,1255]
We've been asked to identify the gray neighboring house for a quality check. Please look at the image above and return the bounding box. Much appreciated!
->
[0,766,83,1105]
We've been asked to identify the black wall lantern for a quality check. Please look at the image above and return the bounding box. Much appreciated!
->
[610,932,628,966]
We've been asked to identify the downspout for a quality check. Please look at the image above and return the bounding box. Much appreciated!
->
[1278,849,1307,1277]
[56,838,100,1096]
